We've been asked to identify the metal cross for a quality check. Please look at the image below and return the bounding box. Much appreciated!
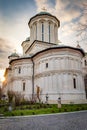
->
[41,7,47,11]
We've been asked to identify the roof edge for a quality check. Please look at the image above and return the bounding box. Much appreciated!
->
[9,46,85,64]
[28,13,60,27]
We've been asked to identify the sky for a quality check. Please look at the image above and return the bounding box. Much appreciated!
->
[0,0,87,80]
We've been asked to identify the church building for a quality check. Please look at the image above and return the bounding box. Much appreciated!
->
[3,11,87,104]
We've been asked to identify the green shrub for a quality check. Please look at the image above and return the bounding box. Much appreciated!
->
[58,109,61,112]
[76,107,80,111]
[4,107,8,112]
[51,110,55,113]
[28,106,32,109]
[64,108,67,112]
[11,113,15,116]
[81,107,85,110]
[20,112,23,116]
[2,104,87,117]
[32,112,35,115]
[36,106,40,109]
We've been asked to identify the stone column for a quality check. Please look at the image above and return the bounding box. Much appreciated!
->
[37,21,41,41]
[56,26,58,44]
[51,23,54,43]
[44,21,48,42]
[30,26,32,42]
[33,24,36,41]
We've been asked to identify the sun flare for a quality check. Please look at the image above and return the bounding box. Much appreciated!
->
[0,69,5,82]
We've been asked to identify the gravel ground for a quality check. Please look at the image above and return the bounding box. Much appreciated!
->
[0,111,87,130]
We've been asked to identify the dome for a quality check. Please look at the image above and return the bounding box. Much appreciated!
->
[28,10,60,45]
[36,11,52,16]
[8,52,19,58]
[28,11,60,26]
[26,37,30,41]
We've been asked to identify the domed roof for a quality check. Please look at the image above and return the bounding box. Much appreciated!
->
[26,37,30,41]
[28,11,60,26]
[8,52,19,58]
[36,11,52,16]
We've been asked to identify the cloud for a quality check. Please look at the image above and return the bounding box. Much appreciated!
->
[0,38,14,68]
[0,9,31,55]
[55,0,82,22]
[0,0,87,71]
[0,1,37,69]
[35,0,49,12]
[0,1,36,69]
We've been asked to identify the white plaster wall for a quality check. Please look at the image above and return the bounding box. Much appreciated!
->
[34,48,86,103]
[12,79,32,100]
[9,59,33,100]
[82,55,87,75]
[29,15,59,44]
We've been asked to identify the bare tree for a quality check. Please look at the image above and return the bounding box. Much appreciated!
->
[77,3,87,40]
[7,90,15,103]
[7,90,24,106]
[14,92,24,106]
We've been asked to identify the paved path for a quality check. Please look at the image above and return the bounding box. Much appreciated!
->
[0,111,87,130]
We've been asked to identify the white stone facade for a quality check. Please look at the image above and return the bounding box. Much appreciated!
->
[33,48,86,103]
[82,53,87,99]
[29,13,60,44]
[3,12,87,104]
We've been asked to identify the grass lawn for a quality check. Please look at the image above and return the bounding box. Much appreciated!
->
[0,104,87,117]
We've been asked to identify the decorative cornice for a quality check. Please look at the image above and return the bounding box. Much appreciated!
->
[9,45,85,65]
[35,69,82,78]
[10,76,32,81]
[32,46,85,58]
[28,13,60,27]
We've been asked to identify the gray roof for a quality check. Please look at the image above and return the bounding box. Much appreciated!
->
[9,45,85,64]
[28,11,60,26]
[37,11,52,16]
[8,52,19,58]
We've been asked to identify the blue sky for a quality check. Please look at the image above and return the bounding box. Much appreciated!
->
[0,0,87,71]
[0,0,36,18]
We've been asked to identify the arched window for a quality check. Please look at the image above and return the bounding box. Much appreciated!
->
[41,22,44,41]
[49,23,51,43]
[23,82,25,91]
[46,63,48,68]
[73,78,76,89]
[34,23,37,40]
[18,67,21,74]
[85,60,87,66]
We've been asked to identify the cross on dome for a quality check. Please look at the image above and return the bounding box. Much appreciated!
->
[14,49,17,53]
[76,41,81,48]
[41,7,47,12]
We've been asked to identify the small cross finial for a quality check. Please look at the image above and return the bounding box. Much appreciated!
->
[41,7,47,12]
[14,49,16,53]
[77,41,79,44]
[76,41,81,48]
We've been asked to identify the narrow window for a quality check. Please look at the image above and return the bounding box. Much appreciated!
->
[23,82,25,91]
[18,67,21,74]
[42,22,44,41]
[46,63,48,68]
[73,78,76,89]
[35,23,37,40]
[85,60,87,66]
[49,23,51,42]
